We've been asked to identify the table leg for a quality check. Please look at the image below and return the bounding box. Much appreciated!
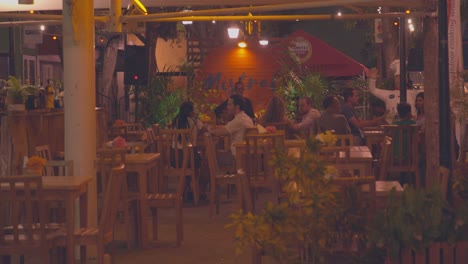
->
[80,193,88,264]
[66,194,75,264]
[138,168,149,248]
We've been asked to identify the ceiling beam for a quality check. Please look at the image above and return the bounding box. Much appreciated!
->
[0,11,436,27]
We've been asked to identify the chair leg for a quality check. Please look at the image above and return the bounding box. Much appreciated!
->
[236,179,243,212]
[151,207,158,241]
[191,172,200,206]
[215,185,220,215]
[175,199,183,246]
[97,243,104,264]
[210,181,216,218]
[415,170,421,188]
[80,245,87,264]
[124,206,132,249]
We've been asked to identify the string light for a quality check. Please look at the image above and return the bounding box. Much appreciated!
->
[237,41,247,48]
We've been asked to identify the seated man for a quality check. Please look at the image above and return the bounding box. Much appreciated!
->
[214,81,255,123]
[209,94,255,168]
[341,87,386,145]
[313,95,351,135]
[288,97,321,138]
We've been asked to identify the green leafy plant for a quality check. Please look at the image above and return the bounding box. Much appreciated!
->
[179,59,220,122]
[368,185,468,261]
[135,75,185,128]
[0,76,39,104]
[227,138,371,263]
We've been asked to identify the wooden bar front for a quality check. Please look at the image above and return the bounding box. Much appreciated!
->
[0,108,107,176]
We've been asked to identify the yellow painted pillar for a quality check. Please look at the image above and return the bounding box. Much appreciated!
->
[109,0,122,32]
[62,0,97,261]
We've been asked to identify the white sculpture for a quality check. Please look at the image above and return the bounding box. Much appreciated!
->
[367,65,423,116]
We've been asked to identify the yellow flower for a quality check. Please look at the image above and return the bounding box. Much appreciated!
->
[316,130,337,146]
[26,156,46,167]
[199,114,211,122]
[26,156,46,170]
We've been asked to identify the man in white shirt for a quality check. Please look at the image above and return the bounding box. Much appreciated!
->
[210,94,254,156]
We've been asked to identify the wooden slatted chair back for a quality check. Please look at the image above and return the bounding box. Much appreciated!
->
[158,129,193,179]
[35,145,52,160]
[99,164,126,235]
[43,160,74,176]
[110,125,128,138]
[96,147,126,194]
[146,128,156,152]
[334,162,367,177]
[0,175,48,259]
[334,134,354,146]
[238,131,285,207]
[319,146,350,164]
[126,122,145,132]
[376,136,392,180]
[331,175,377,219]
[382,125,421,187]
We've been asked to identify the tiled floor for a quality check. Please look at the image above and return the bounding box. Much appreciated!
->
[109,198,271,264]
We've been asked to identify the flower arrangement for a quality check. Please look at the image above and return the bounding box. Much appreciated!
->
[315,130,337,146]
[112,136,127,148]
[265,126,277,133]
[199,113,211,122]
[26,156,46,174]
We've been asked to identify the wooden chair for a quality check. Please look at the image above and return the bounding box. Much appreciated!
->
[35,145,52,160]
[204,133,243,217]
[319,146,350,164]
[125,122,145,132]
[96,148,134,249]
[53,164,125,264]
[334,162,368,177]
[381,125,421,187]
[146,174,185,247]
[0,175,56,263]
[334,134,354,147]
[109,125,128,139]
[158,129,199,205]
[42,160,74,223]
[331,176,377,230]
[236,131,285,212]
[375,136,392,180]
[145,128,157,152]
[43,160,74,177]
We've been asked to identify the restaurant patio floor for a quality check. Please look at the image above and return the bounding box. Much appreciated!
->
[109,197,276,264]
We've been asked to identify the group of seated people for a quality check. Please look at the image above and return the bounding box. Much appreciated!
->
[171,80,427,169]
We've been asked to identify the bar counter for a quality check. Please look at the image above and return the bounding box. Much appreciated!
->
[0,108,107,176]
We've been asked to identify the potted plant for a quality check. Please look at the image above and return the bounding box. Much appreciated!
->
[0,76,38,111]
[368,186,468,263]
[227,138,371,263]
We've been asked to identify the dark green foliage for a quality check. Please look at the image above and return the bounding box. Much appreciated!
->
[136,76,184,128]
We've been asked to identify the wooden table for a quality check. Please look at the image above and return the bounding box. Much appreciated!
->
[348,146,373,176]
[363,130,385,158]
[124,153,161,248]
[1,175,92,264]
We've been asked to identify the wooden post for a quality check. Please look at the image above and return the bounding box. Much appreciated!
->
[423,4,439,187]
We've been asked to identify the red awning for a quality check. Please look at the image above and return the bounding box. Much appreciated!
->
[281,30,368,77]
